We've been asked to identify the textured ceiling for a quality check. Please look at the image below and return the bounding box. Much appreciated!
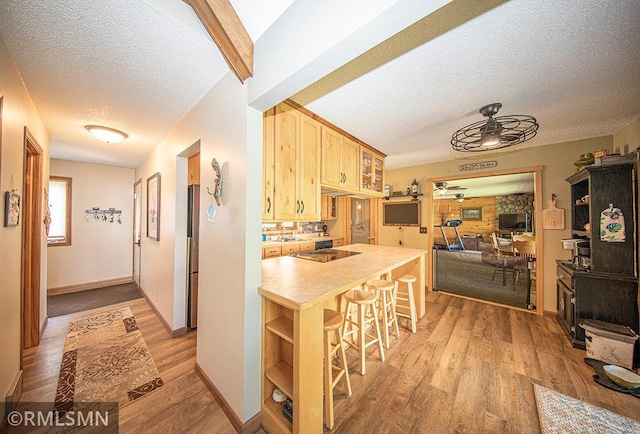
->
[0,0,638,171]
[293,0,640,169]
[0,0,294,168]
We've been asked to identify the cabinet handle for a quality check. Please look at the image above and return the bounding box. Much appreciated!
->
[296,200,300,213]
[300,200,305,213]
[558,273,564,279]
[266,197,271,213]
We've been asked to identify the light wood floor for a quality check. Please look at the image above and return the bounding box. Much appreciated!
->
[14,292,640,433]
[13,298,237,433]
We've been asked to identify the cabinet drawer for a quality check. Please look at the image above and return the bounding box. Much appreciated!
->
[281,244,300,255]
[333,238,344,247]
[299,241,316,252]
[556,265,572,289]
[263,246,282,258]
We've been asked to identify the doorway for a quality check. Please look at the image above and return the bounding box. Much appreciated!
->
[350,198,373,244]
[133,179,142,287]
[428,166,544,314]
[22,127,43,350]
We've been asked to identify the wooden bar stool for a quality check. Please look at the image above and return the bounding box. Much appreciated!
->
[342,289,385,375]
[323,309,352,429]
[365,279,399,349]
[394,274,418,333]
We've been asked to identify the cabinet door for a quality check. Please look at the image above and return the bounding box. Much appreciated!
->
[360,148,385,196]
[298,114,321,221]
[274,104,300,220]
[262,108,275,220]
[341,136,360,191]
[372,153,385,195]
[321,126,343,188]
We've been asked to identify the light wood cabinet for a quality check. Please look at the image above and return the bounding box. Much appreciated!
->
[299,241,316,252]
[271,103,321,221]
[320,126,359,193]
[333,238,344,247]
[360,148,384,197]
[263,108,276,220]
[281,243,300,255]
[187,152,200,186]
[263,246,282,259]
[321,195,337,221]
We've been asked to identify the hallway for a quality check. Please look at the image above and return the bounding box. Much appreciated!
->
[11,298,236,433]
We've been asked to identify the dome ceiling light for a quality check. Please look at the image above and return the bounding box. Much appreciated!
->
[451,103,538,152]
[85,125,128,143]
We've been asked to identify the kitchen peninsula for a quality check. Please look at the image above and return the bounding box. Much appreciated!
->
[259,243,427,434]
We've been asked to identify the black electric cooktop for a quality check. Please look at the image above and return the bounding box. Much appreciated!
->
[290,248,361,263]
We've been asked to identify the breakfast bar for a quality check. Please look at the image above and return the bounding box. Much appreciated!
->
[259,243,427,434]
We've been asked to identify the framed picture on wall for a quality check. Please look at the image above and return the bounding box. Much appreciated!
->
[147,172,161,240]
[461,207,482,221]
[4,191,21,227]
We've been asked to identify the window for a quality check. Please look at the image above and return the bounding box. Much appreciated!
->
[48,176,72,246]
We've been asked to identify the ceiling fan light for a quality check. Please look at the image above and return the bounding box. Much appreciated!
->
[86,125,128,143]
[456,194,465,202]
[435,182,448,195]
[451,103,538,152]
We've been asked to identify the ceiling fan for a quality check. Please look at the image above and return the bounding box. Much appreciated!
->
[434,182,466,195]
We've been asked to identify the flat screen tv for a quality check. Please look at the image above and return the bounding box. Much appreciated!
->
[383,201,421,226]
[498,213,531,231]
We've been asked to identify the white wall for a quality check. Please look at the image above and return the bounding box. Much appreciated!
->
[381,136,613,313]
[0,36,50,421]
[47,159,134,288]
[134,71,262,421]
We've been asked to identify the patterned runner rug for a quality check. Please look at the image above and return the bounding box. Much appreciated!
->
[534,384,640,433]
[55,307,164,412]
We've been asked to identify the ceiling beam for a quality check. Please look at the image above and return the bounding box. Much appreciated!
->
[183,0,253,83]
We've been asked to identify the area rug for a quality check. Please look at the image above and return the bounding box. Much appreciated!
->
[534,384,640,433]
[54,307,164,412]
[434,249,533,309]
[48,282,143,317]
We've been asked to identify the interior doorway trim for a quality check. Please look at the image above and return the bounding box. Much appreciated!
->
[426,165,544,315]
[22,127,44,351]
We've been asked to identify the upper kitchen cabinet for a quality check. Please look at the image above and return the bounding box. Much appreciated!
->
[269,102,321,221]
[263,108,276,220]
[320,126,359,193]
[360,147,384,197]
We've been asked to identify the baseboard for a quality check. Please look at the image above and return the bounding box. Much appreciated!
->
[543,309,556,317]
[5,370,23,416]
[194,362,261,433]
[40,316,48,339]
[138,286,184,338]
[48,277,134,296]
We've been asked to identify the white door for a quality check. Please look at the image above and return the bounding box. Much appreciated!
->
[133,180,142,287]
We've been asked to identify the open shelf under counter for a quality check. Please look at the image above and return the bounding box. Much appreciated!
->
[265,360,294,399]
[266,316,294,344]
[262,396,293,434]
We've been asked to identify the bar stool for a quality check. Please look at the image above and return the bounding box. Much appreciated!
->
[323,309,352,429]
[342,289,385,375]
[365,279,399,349]
[394,274,418,333]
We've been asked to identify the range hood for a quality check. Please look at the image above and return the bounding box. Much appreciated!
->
[321,188,370,198]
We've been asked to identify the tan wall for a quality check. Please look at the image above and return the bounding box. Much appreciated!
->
[381,136,613,312]
[613,115,640,154]
[48,159,134,288]
[134,72,262,421]
[0,36,50,420]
